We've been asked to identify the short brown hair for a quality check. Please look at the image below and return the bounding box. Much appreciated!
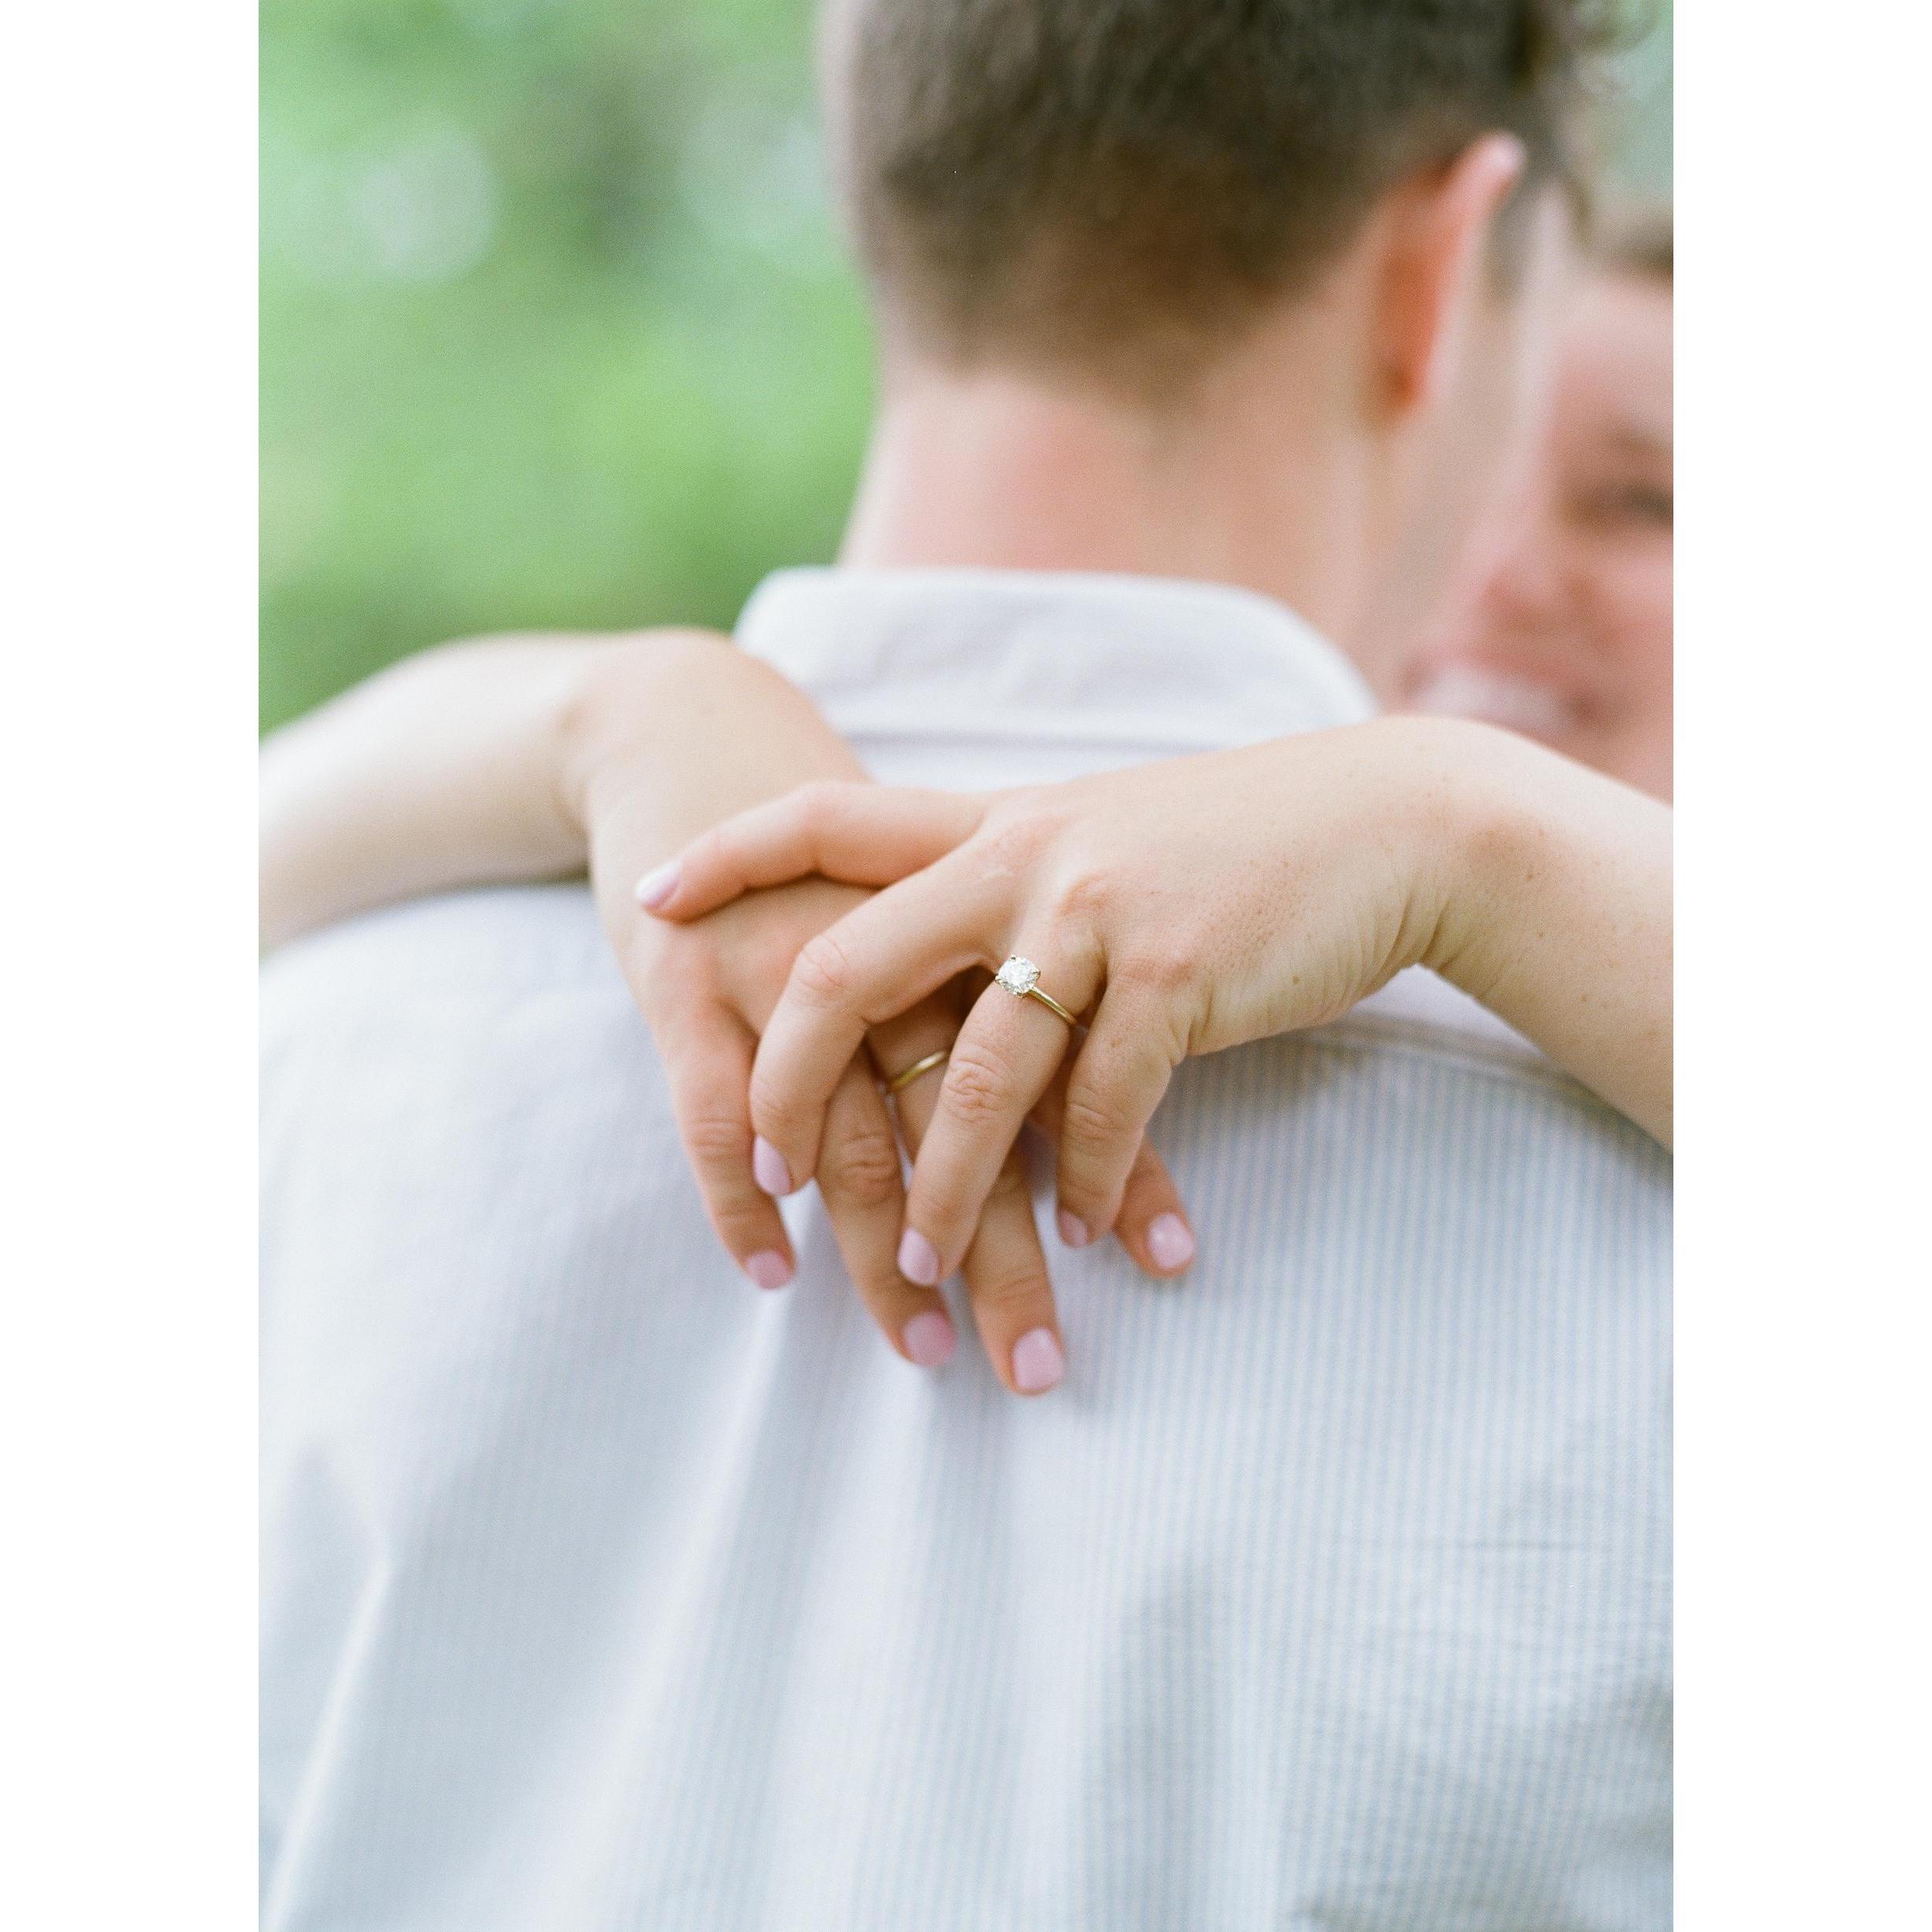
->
[829,0,1624,389]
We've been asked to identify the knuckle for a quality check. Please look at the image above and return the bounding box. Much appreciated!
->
[941,1043,1019,1128]
[914,1170,978,1235]
[968,1256,1052,1318]
[791,777,847,819]
[679,1105,750,1170]
[913,1153,989,1236]
[747,1067,810,1140]
[1050,866,1115,924]
[697,824,747,884]
[819,1122,904,1208]
[792,929,856,1007]
[971,806,1054,876]
[1060,1082,1135,1157]
[1115,943,1196,999]
[707,1199,772,1250]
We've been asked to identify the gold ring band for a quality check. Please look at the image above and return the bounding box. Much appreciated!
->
[994,955,1077,1029]
[883,1048,950,1096]
[1022,985,1078,1027]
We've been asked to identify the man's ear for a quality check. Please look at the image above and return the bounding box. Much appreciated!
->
[1373,134,1527,418]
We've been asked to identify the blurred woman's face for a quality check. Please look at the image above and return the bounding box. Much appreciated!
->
[1407,266,1673,799]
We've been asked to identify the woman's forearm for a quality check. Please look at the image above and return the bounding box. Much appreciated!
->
[259,628,866,953]
[259,635,619,949]
[1420,722,1673,1146]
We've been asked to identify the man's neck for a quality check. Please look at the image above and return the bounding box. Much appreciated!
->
[838,364,1402,694]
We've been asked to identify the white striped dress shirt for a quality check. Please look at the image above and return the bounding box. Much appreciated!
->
[261,569,1671,1930]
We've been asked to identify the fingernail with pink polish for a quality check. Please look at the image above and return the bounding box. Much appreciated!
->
[903,1309,957,1368]
[898,1229,941,1287]
[1012,1328,1065,1395]
[635,861,680,910]
[752,1137,793,1197]
[744,1250,793,1292]
[1056,1209,1089,1249]
[1147,1212,1196,1272]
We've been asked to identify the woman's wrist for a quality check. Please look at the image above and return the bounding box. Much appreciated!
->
[551,629,741,838]
[262,634,615,949]
[1401,715,1553,998]
[1278,713,1524,994]
[556,627,872,883]
[1405,715,1674,1142]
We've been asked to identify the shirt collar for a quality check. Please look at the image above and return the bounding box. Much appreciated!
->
[734,567,1377,765]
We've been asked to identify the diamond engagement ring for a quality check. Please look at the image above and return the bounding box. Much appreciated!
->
[993,955,1078,1027]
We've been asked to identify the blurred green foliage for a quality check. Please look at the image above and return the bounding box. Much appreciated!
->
[262,0,1670,733]
[262,0,872,730]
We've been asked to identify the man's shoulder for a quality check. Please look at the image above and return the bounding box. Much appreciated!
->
[259,886,639,1118]
[262,884,614,1017]
[260,886,657,1191]
[1167,968,1670,1249]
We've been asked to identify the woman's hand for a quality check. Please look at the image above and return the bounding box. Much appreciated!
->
[560,633,1198,1394]
[641,714,1673,1281]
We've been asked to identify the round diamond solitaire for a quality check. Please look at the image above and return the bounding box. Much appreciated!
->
[994,955,1041,997]
[990,953,1078,1028]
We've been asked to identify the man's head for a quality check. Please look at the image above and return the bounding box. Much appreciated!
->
[823,0,1622,677]
[828,0,1602,388]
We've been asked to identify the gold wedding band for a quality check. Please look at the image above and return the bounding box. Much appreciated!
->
[883,1048,950,1096]
[994,955,1078,1028]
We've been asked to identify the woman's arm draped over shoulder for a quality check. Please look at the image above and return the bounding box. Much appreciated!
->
[1417,721,1673,1147]
[259,632,630,949]
[255,627,1196,1388]
[637,716,1671,1279]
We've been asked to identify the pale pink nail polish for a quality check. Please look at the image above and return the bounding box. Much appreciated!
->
[903,1309,957,1368]
[752,1136,793,1197]
[744,1250,792,1291]
[1056,1209,1090,1249]
[1012,1328,1065,1394]
[898,1229,941,1286]
[1147,1212,1196,1272]
[635,860,681,910]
